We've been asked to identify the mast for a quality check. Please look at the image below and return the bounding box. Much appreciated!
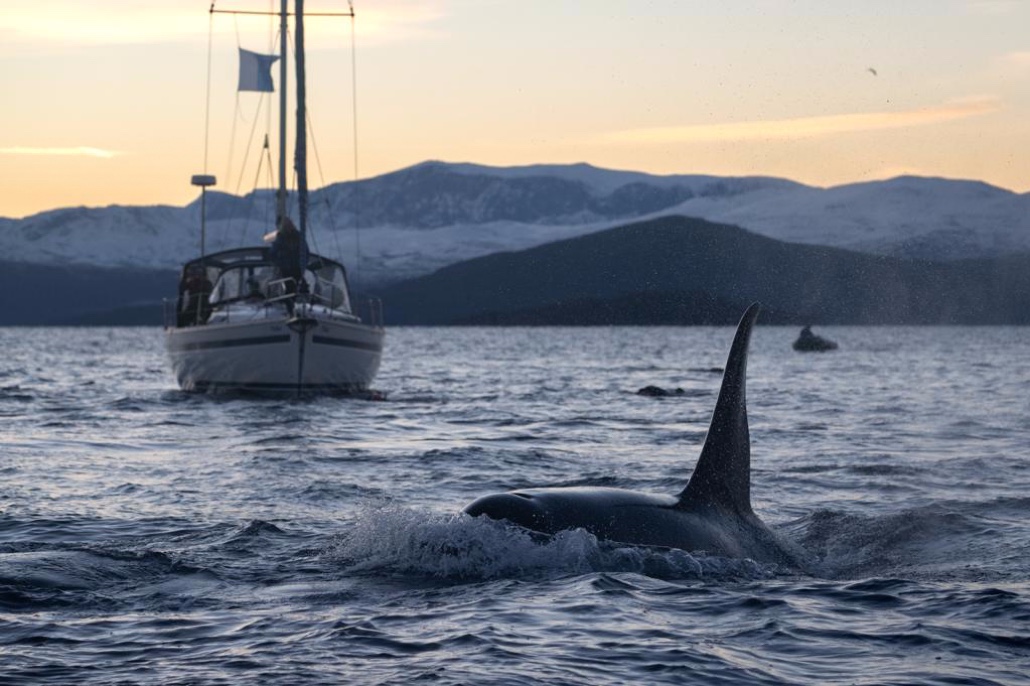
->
[295,0,308,236]
[277,0,289,222]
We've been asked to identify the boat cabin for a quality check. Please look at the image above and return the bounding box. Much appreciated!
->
[172,247,356,327]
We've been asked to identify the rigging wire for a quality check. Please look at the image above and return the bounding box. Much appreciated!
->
[240,143,273,248]
[309,129,346,269]
[266,0,275,166]
[205,1,360,263]
[217,10,279,250]
[290,2,359,274]
[226,74,269,249]
[224,92,241,192]
[263,0,276,232]
[222,14,243,192]
[285,26,331,262]
[225,20,276,251]
[349,1,362,286]
[203,3,216,174]
[263,139,276,228]
[304,111,328,259]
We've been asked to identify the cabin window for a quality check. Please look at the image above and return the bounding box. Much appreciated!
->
[210,264,276,304]
[310,264,351,311]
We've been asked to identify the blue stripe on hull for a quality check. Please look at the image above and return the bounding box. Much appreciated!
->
[179,335,291,351]
[311,335,382,353]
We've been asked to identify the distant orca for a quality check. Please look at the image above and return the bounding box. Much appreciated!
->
[636,385,685,397]
[793,325,838,352]
[464,303,803,566]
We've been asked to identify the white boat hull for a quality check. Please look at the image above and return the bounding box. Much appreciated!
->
[166,316,383,394]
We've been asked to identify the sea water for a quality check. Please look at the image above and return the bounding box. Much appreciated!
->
[1,325,1028,685]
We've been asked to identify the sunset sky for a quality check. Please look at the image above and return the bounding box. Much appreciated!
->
[2,0,1028,218]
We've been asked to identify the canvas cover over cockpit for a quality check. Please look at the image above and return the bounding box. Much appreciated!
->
[179,248,354,316]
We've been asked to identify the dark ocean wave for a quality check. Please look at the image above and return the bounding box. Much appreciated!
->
[0,325,1028,683]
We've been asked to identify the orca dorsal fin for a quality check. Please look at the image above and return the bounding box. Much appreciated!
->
[677,302,760,515]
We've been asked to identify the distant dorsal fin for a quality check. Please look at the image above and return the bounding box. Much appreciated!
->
[677,302,760,515]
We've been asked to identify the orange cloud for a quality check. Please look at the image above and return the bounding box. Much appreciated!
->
[599,97,1001,145]
[1001,51,1030,69]
[0,146,120,158]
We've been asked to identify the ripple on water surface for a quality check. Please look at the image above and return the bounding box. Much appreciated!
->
[0,325,1028,684]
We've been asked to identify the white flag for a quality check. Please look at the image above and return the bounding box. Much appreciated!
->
[238,48,279,92]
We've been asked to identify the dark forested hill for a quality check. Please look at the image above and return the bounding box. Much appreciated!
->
[3,215,1027,326]
[377,216,1030,325]
[0,262,175,325]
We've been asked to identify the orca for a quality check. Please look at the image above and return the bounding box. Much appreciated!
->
[463,303,802,566]
[636,385,685,397]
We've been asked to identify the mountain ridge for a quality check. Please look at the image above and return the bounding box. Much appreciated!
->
[2,161,1028,289]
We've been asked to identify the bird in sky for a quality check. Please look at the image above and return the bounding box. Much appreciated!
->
[867,67,878,76]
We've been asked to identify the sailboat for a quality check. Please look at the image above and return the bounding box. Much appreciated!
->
[165,0,384,394]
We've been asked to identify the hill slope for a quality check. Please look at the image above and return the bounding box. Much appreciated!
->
[377,216,1030,325]
[0,262,175,326]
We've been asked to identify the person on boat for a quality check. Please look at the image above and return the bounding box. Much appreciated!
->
[270,216,306,281]
[178,264,213,326]
[268,216,309,314]
[244,276,264,304]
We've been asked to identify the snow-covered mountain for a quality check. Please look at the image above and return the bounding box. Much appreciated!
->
[2,161,1028,286]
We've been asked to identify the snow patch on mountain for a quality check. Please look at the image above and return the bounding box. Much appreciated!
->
[1,162,1028,287]
[679,176,1030,260]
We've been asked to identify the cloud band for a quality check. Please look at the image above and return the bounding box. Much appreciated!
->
[0,146,120,158]
[600,97,1000,145]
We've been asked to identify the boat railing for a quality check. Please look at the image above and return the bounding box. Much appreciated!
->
[168,276,375,326]
[265,277,299,304]
[365,297,384,328]
[163,298,176,328]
